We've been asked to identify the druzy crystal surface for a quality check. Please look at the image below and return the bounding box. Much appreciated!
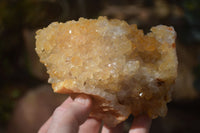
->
[35,16,177,119]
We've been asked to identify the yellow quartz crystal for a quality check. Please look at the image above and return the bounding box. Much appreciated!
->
[35,16,177,126]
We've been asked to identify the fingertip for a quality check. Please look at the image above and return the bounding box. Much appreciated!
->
[47,95,93,133]
[129,115,152,133]
[59,96,73,108]
[74,94,92,107]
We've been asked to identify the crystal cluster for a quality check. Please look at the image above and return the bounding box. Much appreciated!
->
[35,16,177,125]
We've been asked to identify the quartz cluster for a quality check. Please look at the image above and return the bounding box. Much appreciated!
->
[35,16,178,126]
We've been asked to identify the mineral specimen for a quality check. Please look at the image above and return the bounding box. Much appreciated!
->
[35,16,178,127]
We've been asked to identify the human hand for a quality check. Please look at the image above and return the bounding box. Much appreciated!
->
[38,95,151,133]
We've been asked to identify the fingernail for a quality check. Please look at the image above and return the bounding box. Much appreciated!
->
[74,95,91,105]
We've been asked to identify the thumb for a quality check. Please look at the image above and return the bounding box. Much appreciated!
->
[47,95,92,133]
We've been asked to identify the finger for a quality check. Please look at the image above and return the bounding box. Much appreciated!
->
[38,117,52,133]
[38,97,73,133]
[102,122,124,133]
[79,118,102,133]
[129,115,152,133]
[47,95,92,133]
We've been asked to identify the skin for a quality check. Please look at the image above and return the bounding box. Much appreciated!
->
[38,95,152,133]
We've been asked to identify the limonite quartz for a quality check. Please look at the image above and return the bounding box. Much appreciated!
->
[35,16,178,125]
